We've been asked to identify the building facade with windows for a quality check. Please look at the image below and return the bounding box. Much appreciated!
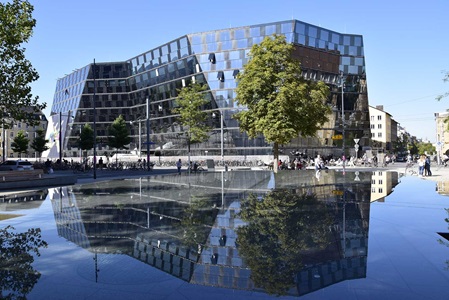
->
[368,105,397,153]
[46,20,371,160]
[435,112,449,159]
[0,109,47,161]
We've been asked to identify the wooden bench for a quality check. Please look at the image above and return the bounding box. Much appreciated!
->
[0,169,45,182]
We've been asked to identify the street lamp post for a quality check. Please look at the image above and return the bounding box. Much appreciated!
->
[340,71,345,158]
[2,126,5,162]
[146,97,151,171]
[93,59,97,179]
[130,119,142,158]
[213,111,224,167]
[59,112,62,163]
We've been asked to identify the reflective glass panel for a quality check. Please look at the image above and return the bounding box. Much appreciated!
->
[308,26,317,38]
[250,27,260,37]
[265,25,276,35]
[206,33,215,43]
[235,29,245,39]
[220,31,230,41]
[281,22,292,34]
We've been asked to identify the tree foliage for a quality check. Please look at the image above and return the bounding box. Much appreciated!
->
[436,71,449,101]
[107,115,131,151]
[11,130,29,158]
[173,83,211,145]
[79,123,94,157]
[392,134,409,154]
[30,128,49,158]
[179,196,218,250]
[0,0,46,128]
[234,34,330,171]
[0,225,48,299]
[236,190,333,296]
[417,141,436,155]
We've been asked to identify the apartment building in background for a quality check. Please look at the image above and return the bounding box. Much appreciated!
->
[0,109,48,161]
[368,105,398,153]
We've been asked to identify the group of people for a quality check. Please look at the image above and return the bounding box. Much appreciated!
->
[417,154,432,176]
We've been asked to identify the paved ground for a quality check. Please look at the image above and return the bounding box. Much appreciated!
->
[49,161,449,185]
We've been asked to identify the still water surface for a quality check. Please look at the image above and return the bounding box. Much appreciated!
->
[1,170,449,299]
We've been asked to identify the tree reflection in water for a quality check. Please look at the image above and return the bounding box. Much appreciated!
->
[0,225,48,299]
[180,196,218,251]
[236,190,333,296]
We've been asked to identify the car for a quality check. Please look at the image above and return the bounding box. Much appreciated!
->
[396,155,407,162]
[0,160,34,171]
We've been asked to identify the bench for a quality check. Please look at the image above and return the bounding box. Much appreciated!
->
[0,169,45,182]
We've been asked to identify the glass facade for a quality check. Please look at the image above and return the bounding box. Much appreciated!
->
[47,20,370,160]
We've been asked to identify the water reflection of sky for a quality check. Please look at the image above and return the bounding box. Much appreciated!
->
[1,171,449,299]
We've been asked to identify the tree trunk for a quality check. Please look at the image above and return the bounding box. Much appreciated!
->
[273,142,279,173]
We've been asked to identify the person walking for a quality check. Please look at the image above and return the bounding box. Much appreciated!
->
[424,155,432,176]
[99,157,104,170]
[314,155,323,177]
[418,154,426,177]
[176,158,182,175]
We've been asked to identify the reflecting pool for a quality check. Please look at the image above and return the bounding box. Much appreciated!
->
[1,170,449,299]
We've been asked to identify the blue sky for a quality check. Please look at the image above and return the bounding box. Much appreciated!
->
[24,0,449,143]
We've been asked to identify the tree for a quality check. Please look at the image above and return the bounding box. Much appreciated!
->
[234,34,331,172]
[179,196,218,250]
[436,71,449,101]
[236,190,333,295]
[11,130,29,158]
[0,225,47,299]
[392,134,409,155]
[30,128,49,160]
[107,115,131,165]
[79,123,94,159]
[173,83,211,170]
[0,0,46,128]
[417,141,436,155]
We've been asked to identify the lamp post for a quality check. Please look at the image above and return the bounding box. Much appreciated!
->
[340,71,345,158]
[130,119,142,158]
[93,59,97,179]
[2,126,5,162]
[213,111,224,167]
[146,97,151,171]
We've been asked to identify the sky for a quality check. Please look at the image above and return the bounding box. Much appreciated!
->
[22,0,449,143]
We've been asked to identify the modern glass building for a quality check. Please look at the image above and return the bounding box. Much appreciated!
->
[45,19,370,161]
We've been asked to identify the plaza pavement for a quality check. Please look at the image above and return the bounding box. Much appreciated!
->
[0,161,444,192]
[57,161,449,185]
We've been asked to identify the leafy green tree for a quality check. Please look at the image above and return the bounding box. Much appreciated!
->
[407,139,419,156]
[0,0,46,128]
[236,190,333,296]
[107,115,131,165]
[392,134,409,155]
[30,128,49,160]
[179,196,218,250]
[11,130,29,158]
[417,141,436,155]
[0,225,48,299]
[174,83,210,169]
[79,123,94,159]
[234,34,331,172]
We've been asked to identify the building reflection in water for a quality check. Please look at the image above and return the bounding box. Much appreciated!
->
[49,170,399,296]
